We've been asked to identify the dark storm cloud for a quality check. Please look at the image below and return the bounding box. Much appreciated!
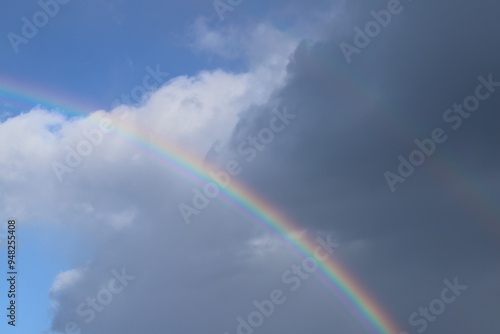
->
[219,0,500,332]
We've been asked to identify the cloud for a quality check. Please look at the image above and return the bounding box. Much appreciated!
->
[187,16,298,71]
[50,268,83,296]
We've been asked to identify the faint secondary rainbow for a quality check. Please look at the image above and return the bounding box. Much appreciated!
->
[0,84,401,334]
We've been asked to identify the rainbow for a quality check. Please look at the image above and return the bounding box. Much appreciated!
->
[0,76,95,120]
[0,83,401,334]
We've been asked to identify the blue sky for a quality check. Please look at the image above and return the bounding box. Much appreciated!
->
[1,1,500,334]
[0,0,260,111]
[0,222,92,333]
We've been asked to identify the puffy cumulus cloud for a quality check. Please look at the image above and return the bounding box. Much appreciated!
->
[0,109,66,219]
[0,109,63,179]
[50,268,84,296]
[0,32,288,225]
[141,69,268,154]
[0,14,364,334]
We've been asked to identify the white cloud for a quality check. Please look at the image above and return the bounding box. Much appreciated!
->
[187,17,298,73]
[0,24,294,225]
[50,268,83,295]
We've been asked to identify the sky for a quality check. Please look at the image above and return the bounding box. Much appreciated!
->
[0,0,499,333]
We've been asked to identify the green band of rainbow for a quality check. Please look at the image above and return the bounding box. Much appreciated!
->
[114,117,401,334]
[0,82,401,334]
